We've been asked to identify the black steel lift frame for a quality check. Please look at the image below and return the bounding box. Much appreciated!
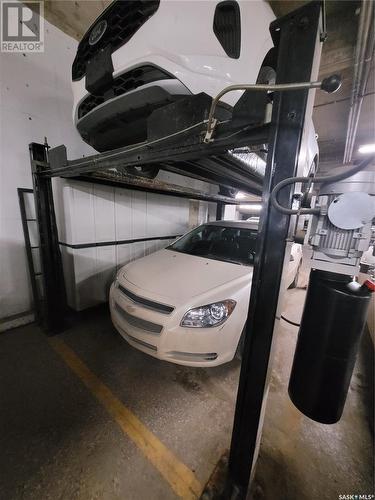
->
[28,2,323,497]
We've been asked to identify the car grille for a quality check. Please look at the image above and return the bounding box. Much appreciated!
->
[117,284,174,314]
[72,0,160,81]
[167,351,218,362]
[77,65,172,120]
[115,303,163,334]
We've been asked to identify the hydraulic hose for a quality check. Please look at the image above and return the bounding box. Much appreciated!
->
[270,154,374,215]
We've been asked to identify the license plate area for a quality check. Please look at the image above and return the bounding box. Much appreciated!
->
[85,45,113,95]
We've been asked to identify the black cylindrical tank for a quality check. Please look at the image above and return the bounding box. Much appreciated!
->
[288,270,373,424]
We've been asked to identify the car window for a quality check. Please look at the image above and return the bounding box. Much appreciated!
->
[167,225,257,266]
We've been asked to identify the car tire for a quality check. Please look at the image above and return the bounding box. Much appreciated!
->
[117,165,160,179]
[219,185,238,198]
[257,48,277,85]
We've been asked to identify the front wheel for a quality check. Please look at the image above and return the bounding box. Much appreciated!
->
[219,185,238,198]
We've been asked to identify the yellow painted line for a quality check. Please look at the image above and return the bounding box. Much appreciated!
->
[49,337,202,499]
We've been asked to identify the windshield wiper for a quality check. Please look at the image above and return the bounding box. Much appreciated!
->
[206,254,244,265]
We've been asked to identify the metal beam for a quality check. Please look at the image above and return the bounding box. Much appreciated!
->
[158,157,263,195]
[17,188,41,322]
[225,2,323,497]
[69,171,244,205]
[44,124,270,180]
[30,143,68,332]
[216,203,225,221]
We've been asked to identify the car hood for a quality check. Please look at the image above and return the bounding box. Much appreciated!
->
[119,249,251,302]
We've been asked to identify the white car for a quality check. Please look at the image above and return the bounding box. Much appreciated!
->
[109,221,302,366]
[71,0,318,186]
[72,0,275,154]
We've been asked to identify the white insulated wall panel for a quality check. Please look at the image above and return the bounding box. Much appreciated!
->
[93,185,116,243]
[61,246,75,310]
[207,202,218,221]
[146,192,189,237]
[70,182,95,245]
[198,202,209,224]
[132,241,147,263]
[116,244,133,270]
[131,191,147,239]
[71,247,96,311]
[114,186,133,240]
[64,246,116,311]
[53,179,74,244]
[58,181,198,310]
[92,246,116,304]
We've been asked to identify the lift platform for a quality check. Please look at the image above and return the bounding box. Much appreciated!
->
[27,2,334,498]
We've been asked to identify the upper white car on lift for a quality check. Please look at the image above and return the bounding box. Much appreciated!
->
[72,0,275,153]
[71,0,318,181]
[109,221,302,367]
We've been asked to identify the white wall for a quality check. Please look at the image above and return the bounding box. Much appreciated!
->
[0,12,219,321]
[0,17,93,322]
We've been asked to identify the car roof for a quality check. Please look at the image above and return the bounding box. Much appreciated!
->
[203,220,259,230]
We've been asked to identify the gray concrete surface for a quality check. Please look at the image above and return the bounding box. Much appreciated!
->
[251,288,374,500]
[0,287,373,500]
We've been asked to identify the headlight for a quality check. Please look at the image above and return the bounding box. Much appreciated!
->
[180,300,236,328]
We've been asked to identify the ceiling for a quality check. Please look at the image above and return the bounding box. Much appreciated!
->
[36,0,374,166]
[39,1,111,40]
[269,0,374,166]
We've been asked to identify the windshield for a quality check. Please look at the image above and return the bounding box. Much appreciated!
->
[168,224,257,266]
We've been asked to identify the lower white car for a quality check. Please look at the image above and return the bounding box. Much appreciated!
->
[110,220,302,367]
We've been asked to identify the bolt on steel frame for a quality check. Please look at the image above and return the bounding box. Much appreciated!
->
[29,2,323,497]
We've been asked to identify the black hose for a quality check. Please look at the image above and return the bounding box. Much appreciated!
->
[281,315,301,327]
[270,154,374,215]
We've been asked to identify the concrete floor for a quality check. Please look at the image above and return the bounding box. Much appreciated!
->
[0,287,373,500]
[251,288,374,500]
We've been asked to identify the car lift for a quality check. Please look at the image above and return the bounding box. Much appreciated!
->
[27,2,338,498]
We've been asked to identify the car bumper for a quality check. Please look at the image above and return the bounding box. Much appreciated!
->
[109,283,238,367]
[76,80,190,151]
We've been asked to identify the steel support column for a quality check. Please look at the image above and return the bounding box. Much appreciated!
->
[216,202,225,221]
[30,143,67,332]
[225,2,323,497]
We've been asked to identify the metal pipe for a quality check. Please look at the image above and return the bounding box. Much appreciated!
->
[343,0,374,163]
[347,16,375,160]
[205,81,321,143]
[344,0,370,161]
[347,27,375,161]
[344,0,368,160]
[204,76,342,143]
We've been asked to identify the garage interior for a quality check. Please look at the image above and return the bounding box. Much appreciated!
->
[0,1,374,500]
